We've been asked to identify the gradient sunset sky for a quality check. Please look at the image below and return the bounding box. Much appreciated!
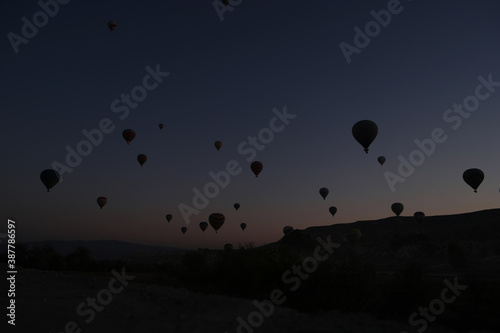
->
[2,0,500,249]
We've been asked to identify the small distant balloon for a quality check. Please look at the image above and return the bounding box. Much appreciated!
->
[122,129,136,145]
[414,211,425,223]
[463,168,484,193]
[97,196,107,209]
[377,156,386,165]
[251,161,263,177]
[137,154,147,166]
[391,202,404,216]
[352,120,378,153]
[234,203,240,211]
[199,222,208,232]
[283,226,293,235]
[181,227,187,234]
[214,141,222,151]
[166,214,173,222]
[40,169,60,192]
[209,213,225,233]
[319,187,329,200]
[108,21,117,31]
[224,243,233,251]
[240,223,247,231]
[329,206,337,217]
[159,123,164,130]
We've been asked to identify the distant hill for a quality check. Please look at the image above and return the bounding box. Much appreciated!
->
[21,240,184,260]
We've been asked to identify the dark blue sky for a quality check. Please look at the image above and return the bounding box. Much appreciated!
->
[2,0,500,249]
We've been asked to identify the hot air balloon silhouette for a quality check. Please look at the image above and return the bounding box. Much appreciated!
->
[40,169,60,192]
[199,222,208,232]
[240,223,247,231]
[181,227,187,234]
[352,120,378,153]
[137,154,147,166]
[166,214,173,222]
[414,211,425,223]
[209,213,225,233]
[463,168,484,193]
[222,0,230,6]
[159,123,164,130]
[377,156,386,165]
[391,202,404,216]
[251,161,263,177]
[319,187,329,200]
[283,226,293,235]
[122,129,136,145]
[214,141,222,151]
[108,21,117,31]
[234,203,240,211]
[97,197,107,209]
[329,206,337,217]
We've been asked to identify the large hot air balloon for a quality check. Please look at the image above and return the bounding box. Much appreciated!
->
[137,154,147,166]
[40,169,60,192]
[377,156,386,165]
[199,222,208,232]
[391,202,404,216]
[283,226,293,235]
[166,214,173,222]
[108,21,117,31]
[251,161,263,177]
[159,123,164,130]
[122,129,136,145]
[181,227,187,234]
[329,206,337,218]
[319,187,329,200]
[209,213,225,233]
[414,211,425,223]
[463,168,484,193]
[352,120,378,153]
[234,203,240,211]
[214,141,222,151]
[345,228,361,246]
[97,196,107,209]
[240,223,247,231]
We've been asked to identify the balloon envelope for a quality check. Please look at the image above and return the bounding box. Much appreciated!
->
[240,223,247,231]
[377,156,386,165]
[209,213,225,233]
[122,129,136,145]
[463,168,484,193]
[234,203,240,211]
[159,123,164,130]
[329,206,337,217]
[199,222,208,232]
[414,211,425,223]
[214,141,222,151]
[251,161,263,177]
[181,227,187,234]
[352,120,378,153]
[391,202,404,216]
[283,226,293,235]
[166,214,173,222]
[108,21,117,31]
[97,196,107,209]
[40,169,60,192]
[137,154,147,166]
[319,187,329,200]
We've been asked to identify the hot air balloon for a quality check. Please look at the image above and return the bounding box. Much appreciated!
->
[222,0,230,6]
[214,141,222,151]
[240,223,247,231]
[108,21,117,31]
[159,123,164,130]
[251,161,263,177]
[319,187,329,200]
[181,227,187,234]
[352,120,378,153]
[166,214,173,222]
[345,228,361,246]
[199,222,208,232]
[414,211,425,223]
[283,226,293,235]
[97,196,107,209]
[40,169,60,192]
[137,154,147,166]
[122,129,136,145]
[209,213,225,233]
[391,202,404,216]
[377,156,386,165]
[329,206,337,218]
[224,243,233,251]
[234,203,240,211]
[463,168,484,193]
